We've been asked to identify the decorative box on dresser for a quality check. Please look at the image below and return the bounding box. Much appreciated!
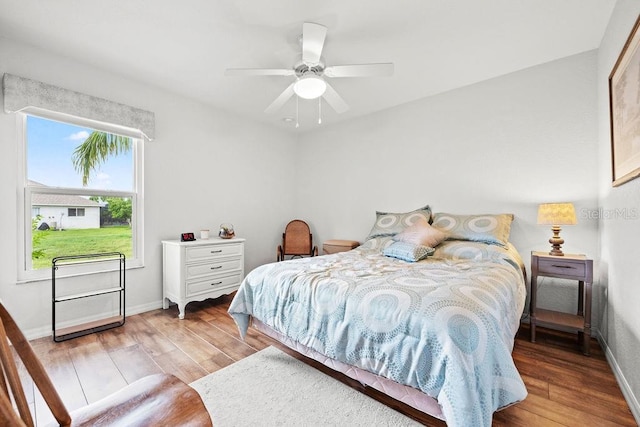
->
[530,251,593,355]
[162,238,245,319]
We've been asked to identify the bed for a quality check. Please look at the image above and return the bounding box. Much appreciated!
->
[228,209,528,426]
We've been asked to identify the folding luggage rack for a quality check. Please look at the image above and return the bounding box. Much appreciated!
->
[52,252,125,342]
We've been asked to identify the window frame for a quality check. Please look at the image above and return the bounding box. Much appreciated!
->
[17,112,144,282]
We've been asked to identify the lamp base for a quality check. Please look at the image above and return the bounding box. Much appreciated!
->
[548,226,565,256]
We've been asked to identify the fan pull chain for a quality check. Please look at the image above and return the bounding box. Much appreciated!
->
[295,95,300,128]
[318,98,322,125]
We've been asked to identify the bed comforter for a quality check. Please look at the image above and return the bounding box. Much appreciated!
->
[229,239,528,426]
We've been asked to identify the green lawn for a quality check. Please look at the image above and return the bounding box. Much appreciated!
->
[32,226,132,270]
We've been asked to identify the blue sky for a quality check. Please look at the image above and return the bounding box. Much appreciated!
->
[27,116,133,191]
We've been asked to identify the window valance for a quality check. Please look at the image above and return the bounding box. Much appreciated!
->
[2,73,155,141]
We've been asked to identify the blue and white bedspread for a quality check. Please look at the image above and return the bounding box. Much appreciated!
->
[229,239,528,426]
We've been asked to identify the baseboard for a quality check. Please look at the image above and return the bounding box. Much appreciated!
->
[597,330,640,424]
[23,300,164,340]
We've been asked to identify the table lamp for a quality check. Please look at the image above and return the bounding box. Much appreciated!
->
[537,202,577,256]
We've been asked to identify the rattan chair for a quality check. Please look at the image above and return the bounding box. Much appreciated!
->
[277,219,318,261]
[0,302,212,427]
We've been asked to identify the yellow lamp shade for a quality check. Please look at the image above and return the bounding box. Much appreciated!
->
[537,203,577,226]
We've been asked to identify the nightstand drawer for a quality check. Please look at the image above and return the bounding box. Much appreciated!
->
[537,258,586,279]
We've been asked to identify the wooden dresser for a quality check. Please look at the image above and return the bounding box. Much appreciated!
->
[162,238,245,319]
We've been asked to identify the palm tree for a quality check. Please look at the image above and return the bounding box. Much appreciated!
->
[72,132,131,186]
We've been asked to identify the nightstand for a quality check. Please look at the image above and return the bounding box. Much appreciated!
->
[530,251,593,355]
[322,239,359,254]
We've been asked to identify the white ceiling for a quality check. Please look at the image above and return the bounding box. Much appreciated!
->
[0,0,616,132]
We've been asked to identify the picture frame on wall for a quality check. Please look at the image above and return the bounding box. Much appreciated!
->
[610,15,640,187]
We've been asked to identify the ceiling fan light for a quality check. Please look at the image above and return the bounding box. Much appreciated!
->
[293,75,327,99]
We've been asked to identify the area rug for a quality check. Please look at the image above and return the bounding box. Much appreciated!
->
[190,346,421,426]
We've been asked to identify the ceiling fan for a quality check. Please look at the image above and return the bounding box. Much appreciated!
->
[225,22,394,116]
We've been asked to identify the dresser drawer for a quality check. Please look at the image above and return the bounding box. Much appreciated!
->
[186,273,242,296]
[186,243,243,263]
[537,258,586,279]
[186,257,242,279]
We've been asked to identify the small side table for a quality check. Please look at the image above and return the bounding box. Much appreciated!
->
[530,251,593,355]
[323,239,359,255]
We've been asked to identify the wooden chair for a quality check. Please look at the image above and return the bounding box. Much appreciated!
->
[277,220,318,262]
[0,302,212,427]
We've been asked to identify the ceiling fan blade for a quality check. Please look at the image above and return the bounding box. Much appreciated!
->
[302,22,327,65]
[225,68,295,77]
[264,82,296,114]
[322,82,349,114]
[324,63,394,78]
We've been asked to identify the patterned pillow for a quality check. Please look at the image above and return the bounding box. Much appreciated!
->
[431,213,514,247]
[357,235,395,251]
[393,217,447,248]
[383,241,435,262]
[365,205,432,240]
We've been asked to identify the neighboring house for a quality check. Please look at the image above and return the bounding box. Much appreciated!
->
[32,193,102,230]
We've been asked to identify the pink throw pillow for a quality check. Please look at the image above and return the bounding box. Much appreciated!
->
[393,217,447,248]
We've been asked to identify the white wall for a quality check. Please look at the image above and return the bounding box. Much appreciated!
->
[64,206,100,229]
[37,206,100,229]
[597,1,640,420]
[296,51,600,317]
[0,36,297,335]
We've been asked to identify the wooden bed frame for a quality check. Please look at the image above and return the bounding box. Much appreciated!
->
[253,319,447,424]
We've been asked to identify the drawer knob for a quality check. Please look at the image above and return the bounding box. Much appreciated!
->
[211,281,222,286]
[211,250,223,253]
[211,266,222,270]
[551,265,575,269]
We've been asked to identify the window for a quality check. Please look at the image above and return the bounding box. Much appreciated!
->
[18,114,144,280]
[68,208,86,217]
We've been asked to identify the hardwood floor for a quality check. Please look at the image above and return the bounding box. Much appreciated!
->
[22,294,636,426]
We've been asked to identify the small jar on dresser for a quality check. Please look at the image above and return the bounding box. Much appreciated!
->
[162,237,245,319]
